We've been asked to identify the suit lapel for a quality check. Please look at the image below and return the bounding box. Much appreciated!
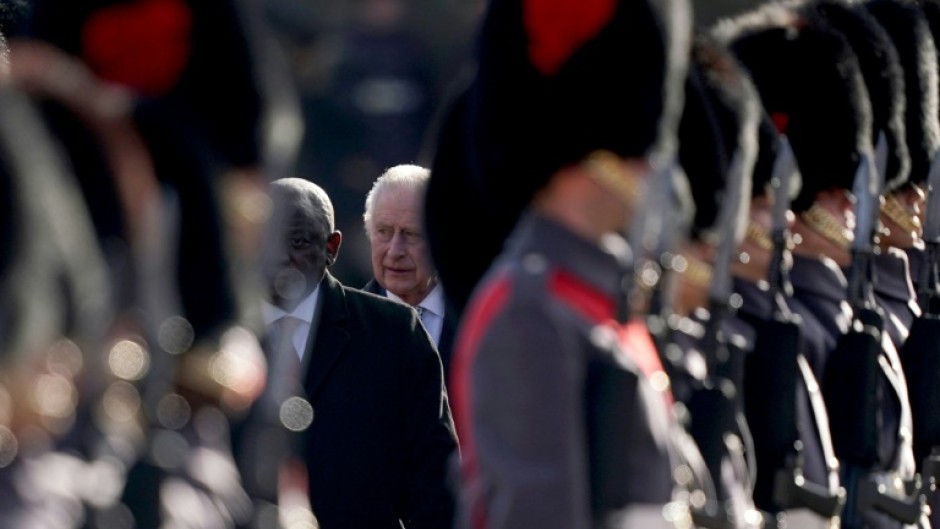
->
[305,273,350,401]
[437,303,459,376]
[439,311,457,351]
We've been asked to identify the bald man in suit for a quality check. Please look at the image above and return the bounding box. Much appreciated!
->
[253,177,458,529]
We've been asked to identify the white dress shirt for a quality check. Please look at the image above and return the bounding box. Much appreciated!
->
[388,284,445,346]
[261,285,320,361]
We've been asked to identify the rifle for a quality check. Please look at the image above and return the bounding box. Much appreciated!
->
[685,144,758,529]
[624,150,691,325]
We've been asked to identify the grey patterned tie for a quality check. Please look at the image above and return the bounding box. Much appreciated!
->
[269,315,303,404]
[416,305,431,329]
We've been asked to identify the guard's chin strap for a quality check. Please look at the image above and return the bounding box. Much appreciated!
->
[582,149,649,323]
[744,222,774,252]
[583,150,644,207]
[799,204,853,251]
[880,193,921,236]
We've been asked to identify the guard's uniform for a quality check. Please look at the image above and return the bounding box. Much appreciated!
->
[886,246,940,529]
[905,248,926,295]
[732,276,840,528]
[877,245,940,529]
[666,310,761,528]
[450,213,689,529]
[789,256,854,374]
[873,248,922,350]
[791,255,919,529]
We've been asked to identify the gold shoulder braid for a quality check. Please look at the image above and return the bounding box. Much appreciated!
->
[678,254,713,289]
[584,150,643,205]
[800,203,853,250]
[745,221,774,251]
[881,193,921,235]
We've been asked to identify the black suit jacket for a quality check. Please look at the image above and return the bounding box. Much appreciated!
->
[232,273,458,529]
[361,278,458,380]
[298,273,458,529]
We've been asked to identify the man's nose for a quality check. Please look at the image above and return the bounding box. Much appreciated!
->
[262,238,290,266]
[389,232,408,255]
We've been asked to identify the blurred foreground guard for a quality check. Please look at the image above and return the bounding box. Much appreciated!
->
[251,177,458,529]
[0,83,116,529]
[24,0,303,334]
[425,0,699,527]
[662,35,763,528]
[9,0,304,527]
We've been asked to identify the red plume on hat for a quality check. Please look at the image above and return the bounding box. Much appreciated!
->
[81,0,193,97]
[523,0,616,76]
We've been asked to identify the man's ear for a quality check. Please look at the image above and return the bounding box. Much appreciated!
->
[326,231,342,266]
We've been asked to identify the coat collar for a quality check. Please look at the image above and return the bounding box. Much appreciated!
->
[873,248,918,311]
[790,255,848,304]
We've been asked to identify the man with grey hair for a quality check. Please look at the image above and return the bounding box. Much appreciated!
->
[362,164,458,377]
[247,176,458,528]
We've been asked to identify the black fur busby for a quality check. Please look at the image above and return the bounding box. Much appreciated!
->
[466,0,692,217]
[864,0,940,186]
[0,88,112,362]
[22,0,291,339]
[678,36,759,241]
[424,0,693,311]
[424,85,492,314]
[804,0,911,192]
[0,0,29,37]
[715,4,873,213]
[922,0,940,64]
[752,111,781,198]
[24,0,266,169]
